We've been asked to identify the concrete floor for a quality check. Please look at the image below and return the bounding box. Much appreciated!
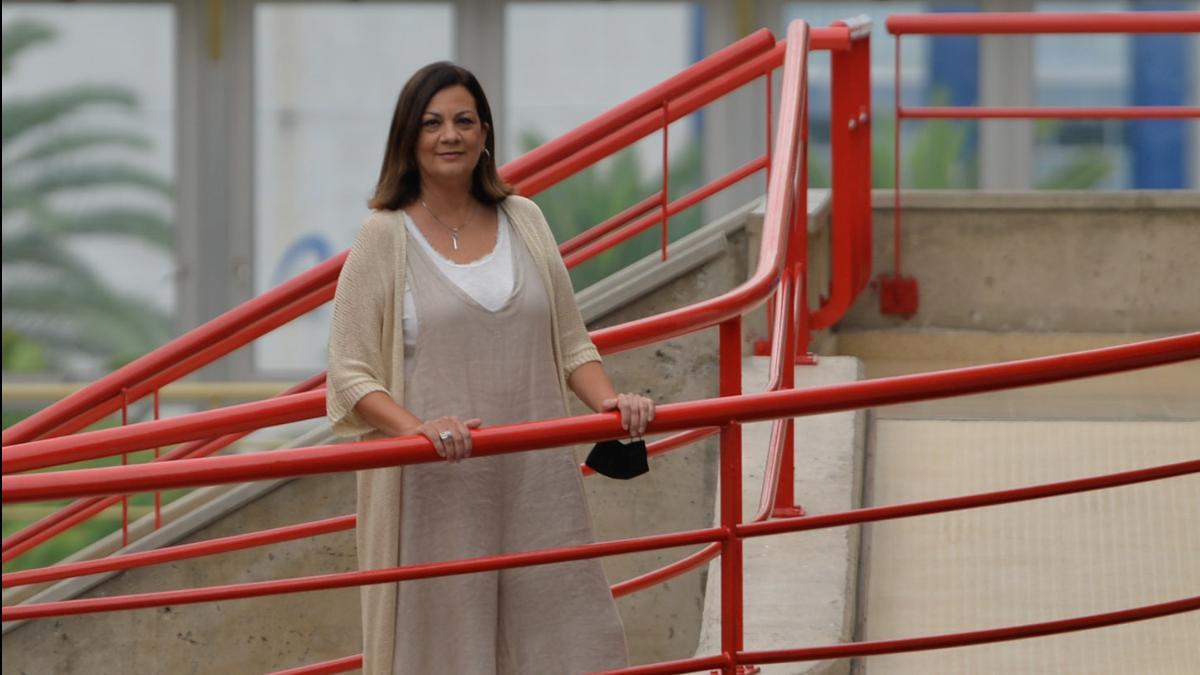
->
[860,419,1200,675]
[847,331,1200,674]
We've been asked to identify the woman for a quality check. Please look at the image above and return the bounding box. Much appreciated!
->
[326,61,654,674]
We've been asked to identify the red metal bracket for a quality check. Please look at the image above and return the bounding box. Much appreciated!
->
[878,273,919,318]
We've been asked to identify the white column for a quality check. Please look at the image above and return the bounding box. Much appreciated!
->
[700,0,781,222]
[978,0,1034,190]
[175,0,255,380]
[455,0,508,163]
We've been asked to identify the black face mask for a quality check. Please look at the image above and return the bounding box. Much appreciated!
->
[585,438,649,480]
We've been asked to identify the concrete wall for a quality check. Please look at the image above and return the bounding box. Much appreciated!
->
[840,191,1200,334]
[2,473,360,674]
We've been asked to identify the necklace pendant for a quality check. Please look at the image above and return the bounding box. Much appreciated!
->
[450,232,460,251]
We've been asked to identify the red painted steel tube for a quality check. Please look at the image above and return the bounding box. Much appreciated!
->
[2,374,327,558]
[6,429,717,586]
[812,24,873,330]
[3,390,327,474]
[893,37,903,277]
[0,527,726,620]
[605,653,733,675]
[604,596,1200,674]
[270,655,362,675]
[563,155,769,269]
[886,12,1200,35]
[6,453,1193,621]
[33,281,335,444]
[719,323,747,670]
[2,515,356,589]
[739,457,1200,539]
[5,333,1196,504]
[558,192,661,257]
[503,29,775,184]
[742,595,1200,664]
[660,100,670,261]
[611,543,722,599]
[2,260,341,446]
[516,42,786,197]
[900,105,1200,120]
[588,33,812,355]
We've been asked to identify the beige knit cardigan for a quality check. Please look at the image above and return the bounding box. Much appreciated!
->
[325,195,601,674]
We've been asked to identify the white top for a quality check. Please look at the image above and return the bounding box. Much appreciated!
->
[402,208,515,356]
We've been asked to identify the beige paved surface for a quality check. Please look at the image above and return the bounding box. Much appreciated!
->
[861,419,1200,675]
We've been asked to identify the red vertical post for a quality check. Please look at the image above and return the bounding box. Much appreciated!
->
[120,387,129,547]
[153,387,161,530]
[661,100,670,261]
[795,93,814,364]
[893,36,902,277]
[756,71,777,357]
[718,317,743,673]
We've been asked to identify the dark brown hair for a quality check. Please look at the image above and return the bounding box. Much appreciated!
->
[368,62,512,211]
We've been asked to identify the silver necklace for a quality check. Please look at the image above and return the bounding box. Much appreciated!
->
[420,198,476,251]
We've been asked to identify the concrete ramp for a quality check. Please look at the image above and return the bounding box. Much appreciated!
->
[861,419,1200,674]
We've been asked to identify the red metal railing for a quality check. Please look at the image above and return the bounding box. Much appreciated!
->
[881,10,1200,317]
[2,23,862,572]
[3,12,1198,675]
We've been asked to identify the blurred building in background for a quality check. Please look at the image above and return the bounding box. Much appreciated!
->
[2,0,1196,388]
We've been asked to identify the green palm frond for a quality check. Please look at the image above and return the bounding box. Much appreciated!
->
[34,207,174,250]
[2,85,138,143]
[13,162,173,199]
[3,129,151,169]
[1,227,105,287]
[1035,148,1111,190]
[1,19,54,75]
[4,282,172,353]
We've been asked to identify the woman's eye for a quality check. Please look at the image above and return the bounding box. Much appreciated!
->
[423,119,439,128]
[457,118,475,127]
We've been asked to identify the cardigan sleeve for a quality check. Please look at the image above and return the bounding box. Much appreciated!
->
[521,198,602,376]
[326,216,391,438]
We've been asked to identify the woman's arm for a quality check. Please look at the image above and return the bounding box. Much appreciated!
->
[355,392,481,463]
[568,361,655,436]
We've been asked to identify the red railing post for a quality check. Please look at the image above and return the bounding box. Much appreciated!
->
[153,387,161,530]
[813,20,875,329]
[120,387,129,547]
[718,316,744,673]
[661,99,671,261]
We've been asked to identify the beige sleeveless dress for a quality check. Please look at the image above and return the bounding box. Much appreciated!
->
[390,220,628,674]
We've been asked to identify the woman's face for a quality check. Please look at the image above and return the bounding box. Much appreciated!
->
[415,84,489,188]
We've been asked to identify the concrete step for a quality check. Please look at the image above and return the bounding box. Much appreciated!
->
[694,355,867,675]
[860,418,1200,675]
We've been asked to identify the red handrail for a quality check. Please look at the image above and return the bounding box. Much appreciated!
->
[5,333,1196,504]
[3,429,715,587]
[6,453,1195,621]
[886,11,1200,35]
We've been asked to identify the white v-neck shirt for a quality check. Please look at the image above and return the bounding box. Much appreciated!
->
[401,208,515,356]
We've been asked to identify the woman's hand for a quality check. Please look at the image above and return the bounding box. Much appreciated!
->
[410,416,483,463]
[601,393,656,438]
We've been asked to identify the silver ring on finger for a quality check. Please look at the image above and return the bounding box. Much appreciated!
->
[438,430,452,441]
